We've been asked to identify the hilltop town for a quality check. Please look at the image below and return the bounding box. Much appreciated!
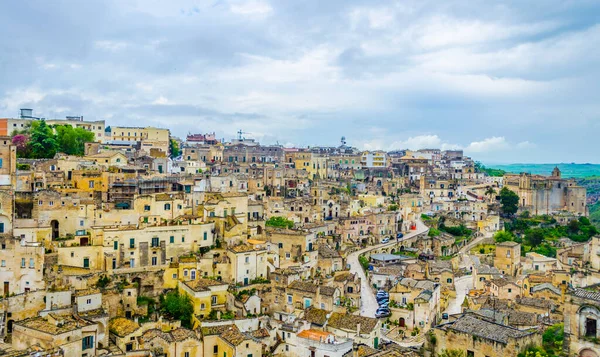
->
[0,110,597,357]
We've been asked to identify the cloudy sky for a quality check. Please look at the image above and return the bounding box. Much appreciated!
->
[1,0,599,163]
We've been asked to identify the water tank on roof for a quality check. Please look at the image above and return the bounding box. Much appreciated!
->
[20,108,33,118]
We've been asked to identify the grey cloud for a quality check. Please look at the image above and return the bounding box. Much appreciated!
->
[0,0,599,162]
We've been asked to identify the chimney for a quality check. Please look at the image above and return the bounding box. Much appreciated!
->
[356,323,361,336]
[352,342,359,357]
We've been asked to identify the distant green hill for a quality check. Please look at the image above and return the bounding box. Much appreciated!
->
[577,176,600,229]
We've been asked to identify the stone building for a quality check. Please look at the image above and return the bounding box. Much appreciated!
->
[432,313,541,357]
[564,285,600,357]
[503,167,587,216]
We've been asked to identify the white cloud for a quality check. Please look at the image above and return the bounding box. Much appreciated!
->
[517,141,536,149]
[465,137,509,153]
[153,96,169,105]
[94,40,128,52]
[230,1,272,17]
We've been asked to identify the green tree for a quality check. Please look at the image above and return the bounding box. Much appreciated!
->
[485,186,497,201]
[28,120,58,159]
[55,125,95,155]
[499,187,519,216]
[494,230,515,243]
[161,290,194,328]
[265,216,294,229]
[525,228,545,247]
[169,138,181,159]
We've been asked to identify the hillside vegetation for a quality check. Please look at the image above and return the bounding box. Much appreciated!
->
[577,176,600,228]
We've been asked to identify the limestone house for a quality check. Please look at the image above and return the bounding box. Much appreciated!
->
[302,307,381,349]
[201,324,263,357]
[0,236,45,295]
[493,241,521,276]
[296,329,353,357]
[13,313,100,356]
[564,285,600,357]
[472,264,502,290]
[317,243,343,276]
[178,278,229,319]
[432,313,541,357]
[285,281,341,312]
[139,327,202,357]
[389,278,441,330]
[522,252,558,273]
[332,271,361,309]
[488,278,522,300]
[226,243,268,286]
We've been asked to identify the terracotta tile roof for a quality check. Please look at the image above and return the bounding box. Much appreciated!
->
[229,244,262,253]
[319,244,341,259]
[327,312,378,334]
[142,328,172,343]
[516,297,556,309]
[289,281,318,293]
[201,325,230,336]
[78,308,108,319]
[297,329,333,341]
[220,325,250,346]
[334,272,355,282]
[250,328,270,339]
[571,285,600,302]
[440,314,536,344]
[490,278,518,288]
[109,317,140,337]
[184,278,227,292]
[320,286,337,296]
[303,307,329,326]
[16,314,91,335]
[355,344,378,357]
[171,328,198,341]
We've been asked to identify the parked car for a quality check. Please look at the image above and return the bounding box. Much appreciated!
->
[378,301,389,308]
[442,313,449,320]
[380,237,390,244]
[376,293,389,301]
[376,290,389,298]
[375,307,391,318]
[418,253,435,261]
[396,233,404,239]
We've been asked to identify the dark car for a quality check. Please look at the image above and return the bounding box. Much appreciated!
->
[375,307,391,318]
[396,233,404,239]
[418,253,435,261]
[376,290,389,297]
[377,295,389,303]
[442,313,449,320]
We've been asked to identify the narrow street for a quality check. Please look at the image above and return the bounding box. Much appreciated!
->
[347,220,429,317]
[443,274,473,315]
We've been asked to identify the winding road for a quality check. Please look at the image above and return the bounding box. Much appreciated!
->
[347,219,429,317]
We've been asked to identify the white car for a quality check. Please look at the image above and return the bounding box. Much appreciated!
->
[381,237,390,244]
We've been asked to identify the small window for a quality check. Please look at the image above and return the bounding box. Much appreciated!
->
[170,236,174,244]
